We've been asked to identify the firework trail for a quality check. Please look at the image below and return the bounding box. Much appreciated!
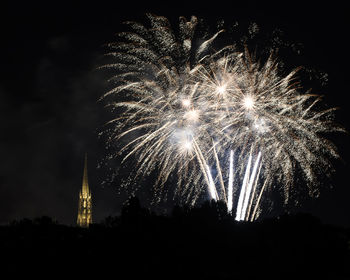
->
[101,14,342,220]
[236,153,252,221]
[206,164,218,201]
[241,151,262,221]
[227,150,234,213]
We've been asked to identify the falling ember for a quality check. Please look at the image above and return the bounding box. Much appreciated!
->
[101,14,343,220]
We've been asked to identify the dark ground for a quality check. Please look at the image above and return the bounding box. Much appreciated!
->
[1,198,349,279]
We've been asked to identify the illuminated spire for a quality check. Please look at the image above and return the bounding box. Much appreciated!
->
[77,153,92,227]
[82,153,89,196]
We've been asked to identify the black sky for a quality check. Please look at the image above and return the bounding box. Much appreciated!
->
[0,1,349,226]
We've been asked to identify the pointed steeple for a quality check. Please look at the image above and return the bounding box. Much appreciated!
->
[77,153,92,227]
[82,153,90,196]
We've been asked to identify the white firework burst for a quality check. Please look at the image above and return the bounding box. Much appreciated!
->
[100,14,343,220]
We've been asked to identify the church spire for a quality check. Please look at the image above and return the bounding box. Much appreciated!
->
[82,153,89,195]
[77,153,92,227]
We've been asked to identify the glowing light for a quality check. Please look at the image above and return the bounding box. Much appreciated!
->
[184,109,199,123]
[174,128,194,153]
[181,141,193,153]
[182,99,191,107]
[216,85,227,95]
[243,96,254,110]
[253,118,269,134]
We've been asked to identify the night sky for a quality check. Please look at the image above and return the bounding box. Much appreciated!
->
[0,1,349,226]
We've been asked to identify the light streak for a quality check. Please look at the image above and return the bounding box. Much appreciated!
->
[227,150,234,213]
[236,153,252,221]
[206,165,218,201]
[241,152,262,221]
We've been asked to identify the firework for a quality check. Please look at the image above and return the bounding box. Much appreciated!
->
[101,14,342,220]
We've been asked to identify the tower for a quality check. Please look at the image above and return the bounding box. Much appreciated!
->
[77,154,92,227]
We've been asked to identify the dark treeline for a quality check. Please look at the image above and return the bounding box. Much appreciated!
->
[0,197,349,279]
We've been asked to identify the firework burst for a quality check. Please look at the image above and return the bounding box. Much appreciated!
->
[101,14,342,220]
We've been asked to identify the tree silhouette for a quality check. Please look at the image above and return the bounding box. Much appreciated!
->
[0,200,349,279]
[121,196,150,225]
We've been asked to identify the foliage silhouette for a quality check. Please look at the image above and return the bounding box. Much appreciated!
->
[0,200,349,279]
